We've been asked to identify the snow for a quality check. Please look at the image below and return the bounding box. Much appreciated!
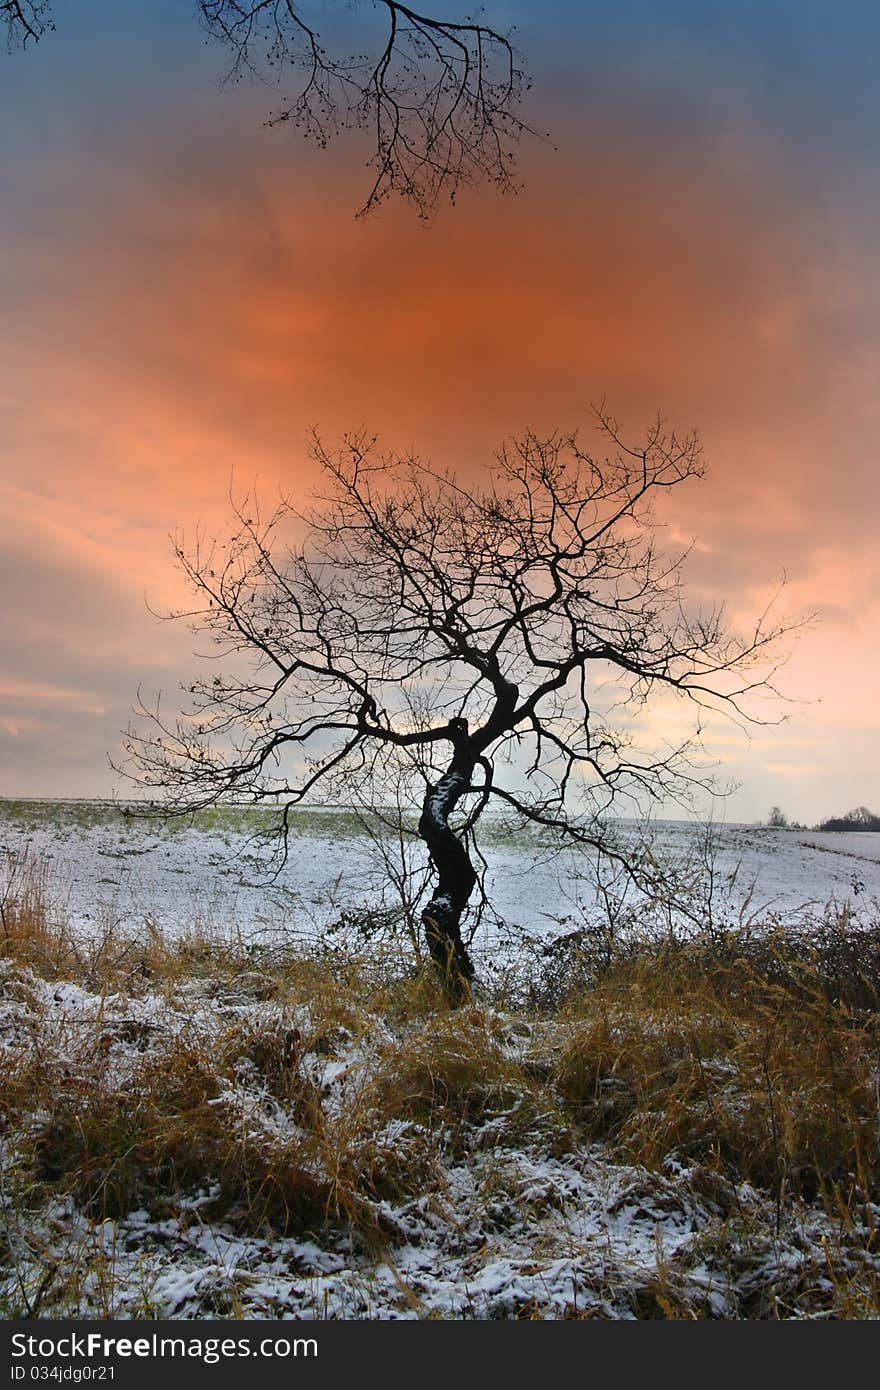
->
[2,802,878,955]
[3,802,880,1319]
[1,956,856,1323]
[2,947,878,1320]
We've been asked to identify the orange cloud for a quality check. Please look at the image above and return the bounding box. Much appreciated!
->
[1,89,878,811]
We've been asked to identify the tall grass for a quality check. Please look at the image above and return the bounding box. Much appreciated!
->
[2,846,880,1317]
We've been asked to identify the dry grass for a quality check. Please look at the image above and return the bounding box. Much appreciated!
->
[3,847,880,1317]
[555,943,880,1205]
[26,1038,332,1233]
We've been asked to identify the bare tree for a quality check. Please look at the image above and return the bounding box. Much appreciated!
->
[3,1,535,217]
[1,1,52,47]
[120,409,798,1001]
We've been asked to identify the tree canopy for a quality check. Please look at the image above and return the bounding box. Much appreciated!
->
[2,0,536,216]
[120,411,797,999]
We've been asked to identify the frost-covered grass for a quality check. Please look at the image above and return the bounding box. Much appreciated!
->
[2,851,880,1320]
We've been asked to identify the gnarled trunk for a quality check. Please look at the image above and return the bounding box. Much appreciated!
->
[418,722,477,1002]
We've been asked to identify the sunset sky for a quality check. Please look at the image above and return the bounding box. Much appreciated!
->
[1,0,878,823]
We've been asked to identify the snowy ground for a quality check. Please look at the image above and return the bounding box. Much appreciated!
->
[2,800,879,956]
[3,955,876,1320]
[4,802,880,1320]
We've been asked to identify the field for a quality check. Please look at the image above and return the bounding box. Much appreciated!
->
[3,798,880,958]
[2,802,880,1319]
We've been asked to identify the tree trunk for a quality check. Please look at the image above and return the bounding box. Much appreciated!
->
[418,721,477,1003]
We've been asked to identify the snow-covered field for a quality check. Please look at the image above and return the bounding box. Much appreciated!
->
[4,800,880,1321]
[3,800,879,954]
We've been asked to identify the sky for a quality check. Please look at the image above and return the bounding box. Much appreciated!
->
[1,0,878,823]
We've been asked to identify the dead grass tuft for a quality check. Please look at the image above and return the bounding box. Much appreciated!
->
[556,944,880,1200]
[24,1031,332,1234]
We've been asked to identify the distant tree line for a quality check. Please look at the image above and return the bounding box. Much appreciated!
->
[768,805,880,832]
[818,806,880,833]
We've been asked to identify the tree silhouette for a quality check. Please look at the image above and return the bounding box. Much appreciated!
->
[120,410,797,1001]
[819,807,880,832]
[1,1,51,47]
[2,0,536,216]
